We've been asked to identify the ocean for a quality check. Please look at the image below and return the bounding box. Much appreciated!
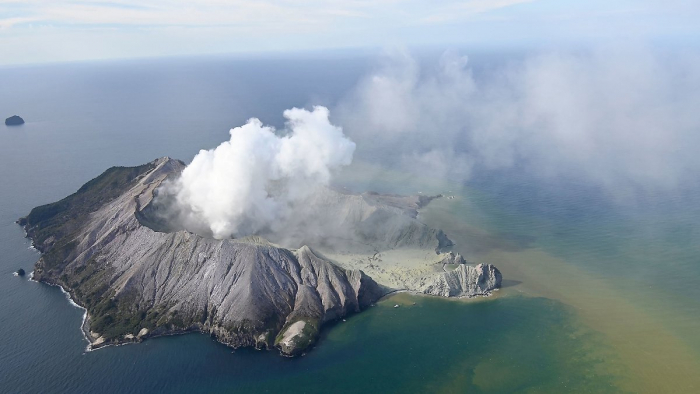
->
[1,52,699,393]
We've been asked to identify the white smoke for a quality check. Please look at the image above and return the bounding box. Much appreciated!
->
[336,46,700,198]
[166,106,355,239]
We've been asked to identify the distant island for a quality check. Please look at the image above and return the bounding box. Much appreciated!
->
[5,115,24,126]
[19,157,501,356]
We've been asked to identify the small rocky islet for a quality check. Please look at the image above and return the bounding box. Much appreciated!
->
[5,115,24,126]
[19,157,501,356]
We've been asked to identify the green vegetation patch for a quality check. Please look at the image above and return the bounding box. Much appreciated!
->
[274,317,321,355]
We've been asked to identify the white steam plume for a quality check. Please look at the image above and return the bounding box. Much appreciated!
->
[168,106,355,239]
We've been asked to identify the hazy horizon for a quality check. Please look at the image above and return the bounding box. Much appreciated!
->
[2,0,700,66]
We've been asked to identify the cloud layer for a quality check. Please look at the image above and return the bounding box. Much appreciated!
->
[336,46,700,197]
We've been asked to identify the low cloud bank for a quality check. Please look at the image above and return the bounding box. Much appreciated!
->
[336,46,700,197]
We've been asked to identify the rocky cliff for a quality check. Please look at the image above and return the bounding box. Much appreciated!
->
[418,252,502,298]
[421,253,502,297]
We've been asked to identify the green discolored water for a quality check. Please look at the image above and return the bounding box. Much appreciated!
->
[338,161,700,393]
[415,182,700,393]
[214,293,622,394]
[64,293,625,394]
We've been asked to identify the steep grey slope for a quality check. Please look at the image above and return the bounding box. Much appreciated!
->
[22,157,383,356]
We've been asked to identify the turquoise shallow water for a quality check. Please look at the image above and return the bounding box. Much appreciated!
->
[2,55,699,393]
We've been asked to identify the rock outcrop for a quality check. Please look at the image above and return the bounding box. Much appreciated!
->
[20,157,383,356]
[421,253,502,297]
[5,115,24,126]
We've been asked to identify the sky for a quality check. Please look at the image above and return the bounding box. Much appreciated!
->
[1,0,699,65]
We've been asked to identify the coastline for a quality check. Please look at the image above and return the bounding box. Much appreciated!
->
[28,272,93,352]
[29,271,168,352]
[377,288,499,304]
[21,228,99,352]
[26,249,499,355]
[20,211,500,355]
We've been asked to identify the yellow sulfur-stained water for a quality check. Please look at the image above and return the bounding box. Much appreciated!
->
[419,190,700,394]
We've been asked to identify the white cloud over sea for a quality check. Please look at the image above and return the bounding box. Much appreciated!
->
[336,45,700,198]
